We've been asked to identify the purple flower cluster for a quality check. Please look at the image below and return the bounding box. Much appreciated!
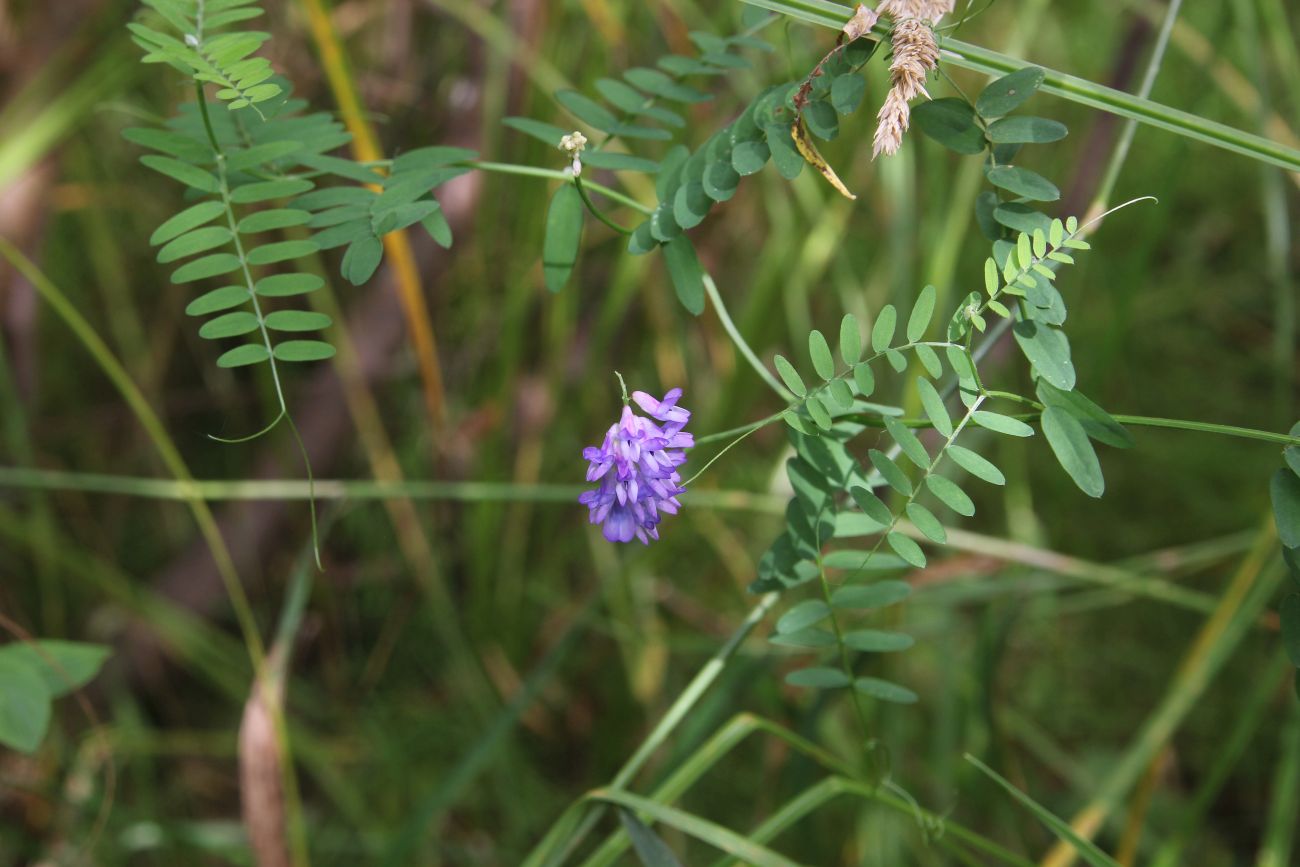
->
[580,388,693,544]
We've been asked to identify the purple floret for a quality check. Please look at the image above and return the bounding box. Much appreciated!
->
[580,388,693,544]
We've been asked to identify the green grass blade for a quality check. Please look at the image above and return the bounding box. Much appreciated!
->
[588,789,803,867]
[964,754,1122,867]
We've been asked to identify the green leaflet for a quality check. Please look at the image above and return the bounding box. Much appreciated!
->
[187,286,248,316]
[1013,318,1076,390]
[768,628,837,649]
[869,449,912,496]
[264,311,331,332]
[871,304,897,351]
[732,140,769,175]
[808,329,834,380]
[806,397,833,431]
[661,236,705,315]
[774,355,806,397]
[839,313,862,364]
[237,208,312,234]
[216,344,270,368]
[775,599,831,634]
[141,155,219,192]
[274,340,336,362]
[987,116,1068,144]
[0,656,51,753]
[853,363,875,397]
[926,475,975,517]
[230,178,314,204]
[157,226,233,263]
[850,486,893,526]
[830,73,866,115]
[256,273,323,297]
[342,236,384,285]
[885,417,930,470]
[905,502,946,544]
[0,641,109,699]
[947,445,1005,486]
[887,532,926,568]
[1041,405,1104,497]
[199,311,259,339]
[1271,469,1300,549]
[785,667,850,688]
[972,410,1035,437]
[842,629,914,652]
[538,185,579,295]
[854,677,918,704]
[151,200,225,245]
[171,253,241,283]
[830,581,911,609]
[1036,380,1133,448]
[916,377,952,438]
[975,66,1045,118]
[503,117,568,146]
[913,97,985,155]
[246,240,319,265]
[986,166,1060,201]
[907,285,937,342]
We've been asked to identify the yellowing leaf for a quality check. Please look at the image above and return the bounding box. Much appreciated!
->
[791,119,856,201]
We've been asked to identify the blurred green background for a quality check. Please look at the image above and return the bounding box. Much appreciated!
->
[0,0,1297,863]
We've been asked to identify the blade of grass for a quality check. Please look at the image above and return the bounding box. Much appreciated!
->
[587,789,801,867]
[966,754,1122,867]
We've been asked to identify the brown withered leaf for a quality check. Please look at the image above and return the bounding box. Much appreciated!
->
[791,119,857,200]
[842,4,881,41]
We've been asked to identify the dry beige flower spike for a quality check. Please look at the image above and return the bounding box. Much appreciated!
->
[871,0,954,158]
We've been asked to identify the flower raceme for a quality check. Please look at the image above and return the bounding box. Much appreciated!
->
[580,388,693,544]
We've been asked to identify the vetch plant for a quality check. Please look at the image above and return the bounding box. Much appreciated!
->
[6,0,1300,864]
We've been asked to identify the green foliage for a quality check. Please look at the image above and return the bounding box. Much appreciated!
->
[130,0,280,114]
[505,19,885,314]
[966,754,1123,867]
[543,184,584,292]
[0,641,109,753]
[619,809,685,867]
[1271,430,1300,694]
[126,5,474,439]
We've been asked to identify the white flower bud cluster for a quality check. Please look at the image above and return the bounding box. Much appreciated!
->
[559,130,588,177]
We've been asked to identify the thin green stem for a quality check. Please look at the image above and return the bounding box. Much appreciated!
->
[682,426,760,487]
[1093,0,1183,209]
[703,271,793,400]
[0,467,789,511]
[214,145,291,438]
[466,160,653,213]
[984,390,1300,446]
[814,551,874,753]
[851,395,985,580]
[574,176,633,235]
